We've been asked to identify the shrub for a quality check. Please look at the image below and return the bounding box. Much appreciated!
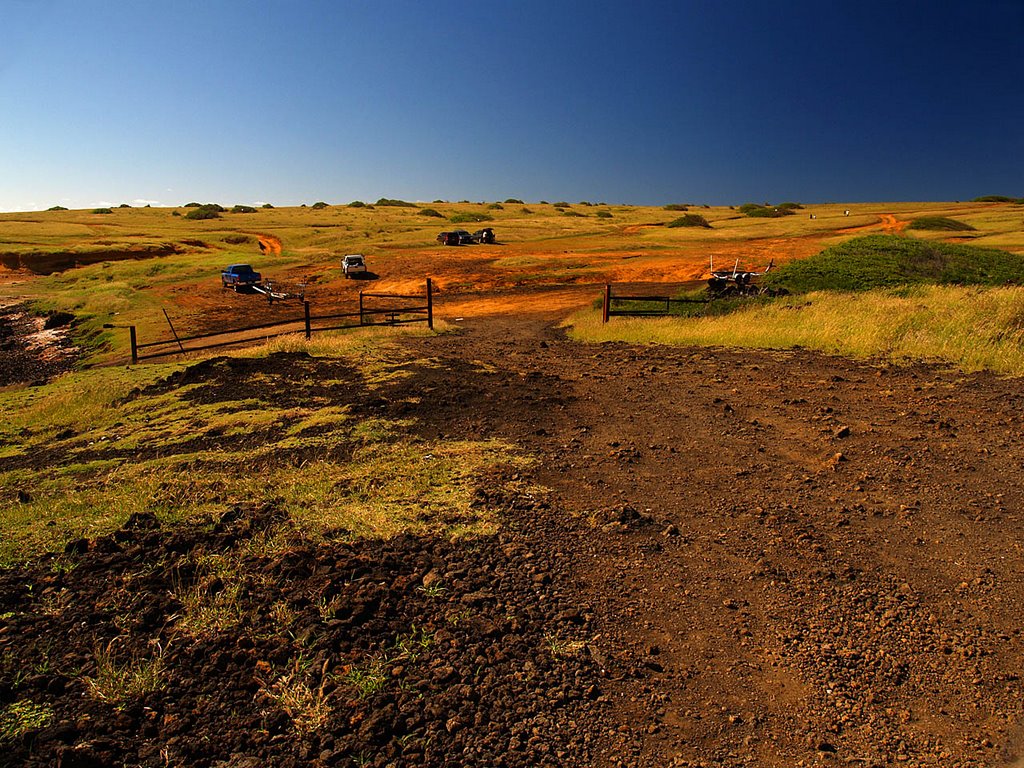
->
[666,214,711,228]
[184,202,202,207]
[520,207,533,214]
[740,203,794,218]
[311,201,329,210]
[563,211,585,217]
[231,205,257,214]
[46,205,68,211]
[261,203,274,209]
[375,198,416,207]
[418,208,444,218]
[223,234,251,244]
[504,198,524,204]
[449,212,493,224]
[763,234,1024,293]
[579,201,592,206]
[596,211,613,219]
[553,202,571,208]
[539,200,549,205]
[348,201,366,208]
[183,205,221,220]
[973,195,1017,203]
[907,217,977,232]
[171,210,181,216]
[91,208,113,214]
[777,202,803,210]
[118,203,131,208]
[663,204,689,211]
[487,203,504,210]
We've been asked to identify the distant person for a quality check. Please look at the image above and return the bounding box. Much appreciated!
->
[844,210,850,216]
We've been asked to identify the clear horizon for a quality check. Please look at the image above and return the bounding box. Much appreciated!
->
[3,0,1022,212]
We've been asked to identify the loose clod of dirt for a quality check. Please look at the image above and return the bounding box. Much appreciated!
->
[3,314,1024,766]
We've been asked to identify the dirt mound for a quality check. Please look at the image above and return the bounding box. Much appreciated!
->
[258,235,283,255]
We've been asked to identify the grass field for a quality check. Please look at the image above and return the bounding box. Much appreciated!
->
[2,199,1022,361]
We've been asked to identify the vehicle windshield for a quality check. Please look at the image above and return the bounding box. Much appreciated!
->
[346,257,363,265]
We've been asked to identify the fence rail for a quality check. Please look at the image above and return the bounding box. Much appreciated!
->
[130,279,434,363]
[601,283,708,322]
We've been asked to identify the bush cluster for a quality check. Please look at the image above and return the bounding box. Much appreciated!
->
[487,203,504,210]
[504,198,524,204]
[596,211,613,219]
[46,205,68,211]
[91,208,113,214]
[348,201,366,208]
[418,208,444,218]
[973,195,1024,203]
[311,201,329,210]
[740,203,794,218]
[666,214,711,228]
[663,204,689,211]
[183,205,222,220]
[375,198,416,207]
[231,205,257,214]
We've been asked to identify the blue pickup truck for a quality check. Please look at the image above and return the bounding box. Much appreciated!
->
[221,264,262,290]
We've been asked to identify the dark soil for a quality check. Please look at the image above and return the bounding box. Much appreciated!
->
[0,304,77,387]
[3,313,1024,766]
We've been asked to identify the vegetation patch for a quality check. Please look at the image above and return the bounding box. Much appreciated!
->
[91,208,113,215]
[184,205,222,221]
[973,195,1023,203]
[310,202,329,210]
[666,214,711,229]
[417,208,444,218]
[230,205,257,214]
[762,235,1024,293]
[907,216,976,231]
[739,203,794,218]
[449,212,493,224]
[663,204,689,211]
[375,198,417,208]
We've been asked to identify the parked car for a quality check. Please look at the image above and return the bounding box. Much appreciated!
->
[471,228,495,244]
[221,264,261,290]
[436,230,474,246]
[342,254,367,278]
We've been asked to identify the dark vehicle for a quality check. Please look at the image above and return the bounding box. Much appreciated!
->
[471,228,495,244]
[437,230,474,246]
[221,264,262,290]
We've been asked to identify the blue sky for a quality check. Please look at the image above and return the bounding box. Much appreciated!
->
[2,0,1022,211]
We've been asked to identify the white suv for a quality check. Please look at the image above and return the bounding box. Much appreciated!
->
[342,254,367,278]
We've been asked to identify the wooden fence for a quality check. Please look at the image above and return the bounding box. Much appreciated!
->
[130,279,434,363]
[601,283,707,322]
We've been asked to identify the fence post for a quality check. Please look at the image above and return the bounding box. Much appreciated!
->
[359,291,365,326]
[426,278,433,330]
[603,284,611,323]
[129,326,138,365]
[304,301,311,340]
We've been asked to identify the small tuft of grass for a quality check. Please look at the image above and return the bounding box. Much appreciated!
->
[85,640,166,707]
[0,700,53,742]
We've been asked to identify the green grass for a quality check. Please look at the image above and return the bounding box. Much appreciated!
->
[907,217,976,232]
[763,235,1024,293]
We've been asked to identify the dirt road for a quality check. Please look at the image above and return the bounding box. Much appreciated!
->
[2,312,1022,766]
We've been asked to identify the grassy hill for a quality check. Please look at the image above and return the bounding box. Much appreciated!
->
[762,235,1024,293]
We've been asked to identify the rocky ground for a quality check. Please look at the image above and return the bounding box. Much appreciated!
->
[0,303,77,387]
[2,312,1023,767]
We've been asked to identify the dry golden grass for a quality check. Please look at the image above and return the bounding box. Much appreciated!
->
[568,285,1024,376]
